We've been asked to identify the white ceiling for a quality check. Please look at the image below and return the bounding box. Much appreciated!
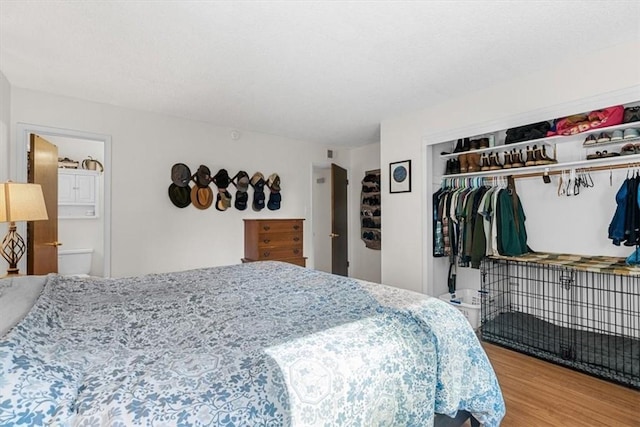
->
[1,1,638,147]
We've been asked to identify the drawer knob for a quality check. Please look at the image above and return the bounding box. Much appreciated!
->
[293,249,300,254]
[263,225,271,231]
[263,251,271,257]
[293,225,300,230]
[293,237,300,242]
[263,239,271,244]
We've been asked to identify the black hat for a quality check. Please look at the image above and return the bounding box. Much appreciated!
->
[235,191,248,210]
[168,183,191,208]
[171,163,191,187]
[193,165,212,188]
[213,168,231,189]
[267,192,281,210]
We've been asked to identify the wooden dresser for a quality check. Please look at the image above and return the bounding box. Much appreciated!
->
[243,219,306,267]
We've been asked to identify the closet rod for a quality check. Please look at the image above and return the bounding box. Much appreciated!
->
[507,162,640,180]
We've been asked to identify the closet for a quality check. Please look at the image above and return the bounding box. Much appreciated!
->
[430,101,640,388]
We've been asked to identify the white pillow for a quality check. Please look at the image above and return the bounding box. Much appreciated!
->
[0,275,47,337]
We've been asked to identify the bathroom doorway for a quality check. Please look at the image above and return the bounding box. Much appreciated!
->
[15,123,111,277]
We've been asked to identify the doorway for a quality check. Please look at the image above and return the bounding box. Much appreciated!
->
[15,123,111,277]
[311,163,349,276]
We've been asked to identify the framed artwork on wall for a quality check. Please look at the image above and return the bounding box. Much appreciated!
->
[389,160,411,193]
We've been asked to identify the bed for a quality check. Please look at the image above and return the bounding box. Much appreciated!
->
[0,261,505,426]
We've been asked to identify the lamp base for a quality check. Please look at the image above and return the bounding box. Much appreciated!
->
[1,222,25,276]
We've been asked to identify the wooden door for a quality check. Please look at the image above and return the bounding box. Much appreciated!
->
[28,134,59,274]
[331,163,348,276]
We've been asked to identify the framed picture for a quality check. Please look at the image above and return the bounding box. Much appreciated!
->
[389,160,411,193]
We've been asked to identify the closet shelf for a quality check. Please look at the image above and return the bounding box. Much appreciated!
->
[439,137,562,159]
[442,152,640,180]
[583,135,640,148]
[440,121,640,160]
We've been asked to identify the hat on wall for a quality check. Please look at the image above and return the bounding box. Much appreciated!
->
[266,173,281,192]
[231,171,250,210]
[168,183,191,208]
[171,163,191,187]
[193,165,212,188]
[216,189,232,211]
[190,185,214,209]
[266,173,281,210]
[250,172,266,211]
[212,169,231,189]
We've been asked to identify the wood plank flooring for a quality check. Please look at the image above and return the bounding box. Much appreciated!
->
[482,343,639,426]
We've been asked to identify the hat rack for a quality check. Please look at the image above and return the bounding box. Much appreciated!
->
[169,163,282,211]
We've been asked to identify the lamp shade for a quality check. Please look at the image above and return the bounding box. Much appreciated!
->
[0,182,49,223]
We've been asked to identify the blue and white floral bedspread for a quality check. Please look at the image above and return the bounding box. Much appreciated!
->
[0,261,504,426]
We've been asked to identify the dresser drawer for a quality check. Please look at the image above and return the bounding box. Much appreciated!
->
[257,246,303,260]
[257,232,302,248]
[255,220,302,234]
[281,257,306,267]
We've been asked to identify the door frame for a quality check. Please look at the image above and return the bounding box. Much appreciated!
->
[14,123,112,277]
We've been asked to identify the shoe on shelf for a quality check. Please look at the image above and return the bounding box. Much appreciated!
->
[623,128,640,139]
[488,152,502,170]
[621,144,636,155]
[511,149,524,168]
[467,152,481,172]
[610,130,624,141]
[453,139,464,153]
[480,153,490,171]
[597,132,611,143]
[450,158,460,174]
[502,151,513,169]
[462,137,471,152]
[524,146,536,167]
[459,153,469,173]
[583,134,598,145]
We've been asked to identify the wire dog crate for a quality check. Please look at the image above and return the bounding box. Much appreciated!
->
[481,255,640,389]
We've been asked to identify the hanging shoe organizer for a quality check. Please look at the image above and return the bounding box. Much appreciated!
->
[361,169,381,250]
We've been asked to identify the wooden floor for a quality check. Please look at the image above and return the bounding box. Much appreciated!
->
[482,343,639,426]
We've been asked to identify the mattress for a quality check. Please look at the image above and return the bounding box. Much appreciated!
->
[0,261,504,426]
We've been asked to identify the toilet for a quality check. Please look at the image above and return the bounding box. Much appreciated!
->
[58,249,93,276]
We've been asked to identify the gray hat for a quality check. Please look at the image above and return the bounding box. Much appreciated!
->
[171,163,191,187]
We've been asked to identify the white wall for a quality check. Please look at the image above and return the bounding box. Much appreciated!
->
[9,88,346,277]
[380,42,640,295]
[349,143,381,283]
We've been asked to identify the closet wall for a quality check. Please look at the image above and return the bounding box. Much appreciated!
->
[380,41,640,295]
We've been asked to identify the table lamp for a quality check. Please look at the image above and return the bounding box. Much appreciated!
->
[0,182,48,276]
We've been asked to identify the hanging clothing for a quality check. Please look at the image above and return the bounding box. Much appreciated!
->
[497,189,530,256]
[623,175,640,246]
[608,178,628,246]
[432,182,531,270]
[433,189,445,257]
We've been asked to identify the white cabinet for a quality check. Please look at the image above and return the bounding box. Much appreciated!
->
[58,169,99,218]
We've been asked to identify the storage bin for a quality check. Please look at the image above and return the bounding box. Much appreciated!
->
[439,289,483,329]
